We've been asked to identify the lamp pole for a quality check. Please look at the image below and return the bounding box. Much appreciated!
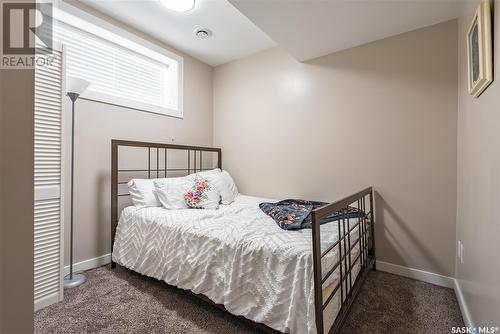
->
[63,91,87,289]
[68,93,77,281]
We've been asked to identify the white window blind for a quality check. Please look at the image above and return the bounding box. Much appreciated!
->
[34,49,63,310]
[52,11,183,117]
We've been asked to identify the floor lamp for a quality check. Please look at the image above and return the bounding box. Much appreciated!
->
[63,77,91,289]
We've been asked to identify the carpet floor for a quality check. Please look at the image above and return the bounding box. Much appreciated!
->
[35,265,464,334]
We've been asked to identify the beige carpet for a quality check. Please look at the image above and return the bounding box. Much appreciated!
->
[35,265,463,334]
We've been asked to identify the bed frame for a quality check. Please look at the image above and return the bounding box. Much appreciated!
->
[110,139,376,334]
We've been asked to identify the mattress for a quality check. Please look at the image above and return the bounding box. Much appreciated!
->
[112,195,366,334]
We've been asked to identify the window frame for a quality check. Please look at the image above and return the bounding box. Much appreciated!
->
[52,3,184,118]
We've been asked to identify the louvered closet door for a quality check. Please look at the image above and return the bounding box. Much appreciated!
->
[34,49,64,310]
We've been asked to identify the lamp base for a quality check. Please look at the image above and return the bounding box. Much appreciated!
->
[63,273,87,289]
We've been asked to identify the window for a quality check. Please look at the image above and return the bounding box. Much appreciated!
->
[52,7,183,117]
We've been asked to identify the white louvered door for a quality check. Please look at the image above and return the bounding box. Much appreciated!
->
[34,49,64,310]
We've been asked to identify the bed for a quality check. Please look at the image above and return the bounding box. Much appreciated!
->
[111,140,376,334]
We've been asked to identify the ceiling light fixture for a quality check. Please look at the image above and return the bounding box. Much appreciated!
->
[159,0,195,12]
[195,28,212,39]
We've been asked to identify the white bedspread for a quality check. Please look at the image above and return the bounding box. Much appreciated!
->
[112,195,363,333]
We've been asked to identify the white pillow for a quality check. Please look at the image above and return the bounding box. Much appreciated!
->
[219,170,239,204]
[154,177,192,210]
[128,178,162,207]
[184,175,220,210]
[205,170,239,205]
[190,168,221,178]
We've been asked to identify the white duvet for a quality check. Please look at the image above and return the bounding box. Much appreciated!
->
[113,195,363,333]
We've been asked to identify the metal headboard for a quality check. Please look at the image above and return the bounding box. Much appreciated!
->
[110,139,222,267]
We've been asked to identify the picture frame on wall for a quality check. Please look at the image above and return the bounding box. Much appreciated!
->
[467,0,493,98]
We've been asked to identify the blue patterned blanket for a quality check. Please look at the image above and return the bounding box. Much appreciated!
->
[259,199,364,230]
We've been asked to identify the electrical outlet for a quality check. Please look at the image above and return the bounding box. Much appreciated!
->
[457,240,464,264]
[460,242,464,264]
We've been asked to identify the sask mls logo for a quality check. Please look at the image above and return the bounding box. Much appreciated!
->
[452,326,500,334]
[1,1,54,69]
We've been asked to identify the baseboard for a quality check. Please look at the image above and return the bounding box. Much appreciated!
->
[64,253,111,276]
[454,279,474,328]
[376,260,454,288]
[375,261,477,324]
[68,256,455,289]
[34,292,60,312]
[67,255,473,326]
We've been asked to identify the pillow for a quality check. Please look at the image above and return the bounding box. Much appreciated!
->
[190,168,221,178]
[154,177,192,210]
[128,178,162,207]
[127,170,221,208]
[204,170,239,205]
[184,175,220,209]
[218,170,239,204]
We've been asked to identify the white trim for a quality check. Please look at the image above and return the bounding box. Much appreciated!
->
[64,253,112,276]
[69,256,456,290]
[34,292,59,312]
[67,256,456,289]
[376,260,454,288]
[81,90,182,118]
[66,255,474,326]
[454,279,475,328]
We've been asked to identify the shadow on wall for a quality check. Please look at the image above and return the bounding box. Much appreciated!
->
[304,22,454,86]
[97,171,110,256]
[375,191,447,275]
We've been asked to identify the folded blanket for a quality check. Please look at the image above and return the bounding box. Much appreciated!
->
[259,199,364,230]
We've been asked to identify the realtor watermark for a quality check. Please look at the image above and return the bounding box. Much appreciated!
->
[452,326,499,334]
[1,1,56,69]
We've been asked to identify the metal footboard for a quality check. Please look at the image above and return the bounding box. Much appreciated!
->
[312,187,376,334]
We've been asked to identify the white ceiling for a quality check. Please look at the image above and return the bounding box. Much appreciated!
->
[230,0,465,61]
[78,0,465,66]
[78,0,276,66]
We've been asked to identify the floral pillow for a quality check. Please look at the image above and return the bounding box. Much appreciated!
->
[184,175,220,209]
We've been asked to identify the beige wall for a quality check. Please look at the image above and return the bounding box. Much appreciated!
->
[0,54,35,333]
[2,0,496,328]
[456,0,500,326]
[214,21,458,276]
[64,4,214,264]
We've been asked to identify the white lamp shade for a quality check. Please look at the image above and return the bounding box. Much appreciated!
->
[66,77,91,95]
